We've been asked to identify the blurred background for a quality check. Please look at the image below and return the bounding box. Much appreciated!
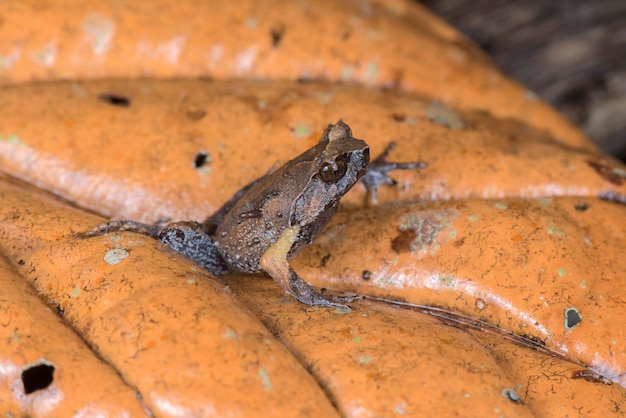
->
[422,0,626,160]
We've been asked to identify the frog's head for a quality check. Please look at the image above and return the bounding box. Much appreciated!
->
[290,119,369,248]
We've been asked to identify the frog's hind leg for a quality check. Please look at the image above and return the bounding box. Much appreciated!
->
[76,220,161,239]
[260,225,361,310]
[78,220,230,275]
[157,221,229,275]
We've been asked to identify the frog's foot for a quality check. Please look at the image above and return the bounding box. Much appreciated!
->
[259,225,360,311]
[361,142,427,204]
[287,270,361,311]
[76,220,161,239]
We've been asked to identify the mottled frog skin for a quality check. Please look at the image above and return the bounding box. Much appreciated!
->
[79,120,426,309]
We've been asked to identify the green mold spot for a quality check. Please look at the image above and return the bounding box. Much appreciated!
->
[72,287,80,297]
[539,198,551,208]
[358,354,373,364]
[426,101,464,130]
[580,279,587,289]
[340,65,353,80]
[221,326,238,340]
[376,275,401,288]
[440,275,456,288]
[0,133,26,146]
[333,306,352,315]
[103,248,129,265]
[493,202,509,210]
[468,214,479,222]
[257,368,273,391]
[292,124,310,139]
[394,209,460,258]
[393,402,407,414]
[245,17,258,29]
[107,235,122,244]
[365,60,379,83]
[557,268,566,277]
[583,237,592,245]
[352,337,362,343]
[548,225,565,236]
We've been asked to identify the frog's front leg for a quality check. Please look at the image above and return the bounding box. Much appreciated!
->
[260,225,360,310]
[361,142,427,204]
[78,220,229,275]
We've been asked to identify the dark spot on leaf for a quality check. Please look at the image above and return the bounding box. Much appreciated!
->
[362,270,371,281]
[320,253,331,268]
[98,93,130,107]
[18,259,25,265]
[454,237,466,247]
[501,388,522,403]
[194,152,209,169]
[564,307,582,330]
[574,203,590,211]
[186,109,207,121]
[55,304,64,315]
[270,24,285,48]
[391,229,417,254]
[391,113,406,122]
[22,361,55,394]
[586,160,623,185]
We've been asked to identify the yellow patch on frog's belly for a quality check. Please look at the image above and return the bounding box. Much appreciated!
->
[259,225,300,296]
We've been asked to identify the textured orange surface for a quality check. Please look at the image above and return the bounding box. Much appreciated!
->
[0,179,339,416]
[1,1,625,417]
[0,0,586,148]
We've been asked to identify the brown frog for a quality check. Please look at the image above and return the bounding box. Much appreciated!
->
[79,120,426,308]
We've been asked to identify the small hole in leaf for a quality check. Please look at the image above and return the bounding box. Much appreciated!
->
[186,109,207,121]
[574,203,590,212]
[22,362,55,394]
[194,152,209,169]
[270,24,285,48]
[565,307,582,330]
[501,388,522,403]
[98,93,131,107]
[362,270,371,281]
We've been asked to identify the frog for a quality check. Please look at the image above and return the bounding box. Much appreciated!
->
[79,120,426,309]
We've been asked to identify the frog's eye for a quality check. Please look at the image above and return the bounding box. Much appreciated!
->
[319,155,348,183]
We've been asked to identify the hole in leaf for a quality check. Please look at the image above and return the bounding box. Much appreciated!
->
[574,203,590,211]
[98,93,131,107]
[270,24,285,47]
[194,152,209,169]
[564,307,582,330]
[22,361,55,394]
[501,388,522,403]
